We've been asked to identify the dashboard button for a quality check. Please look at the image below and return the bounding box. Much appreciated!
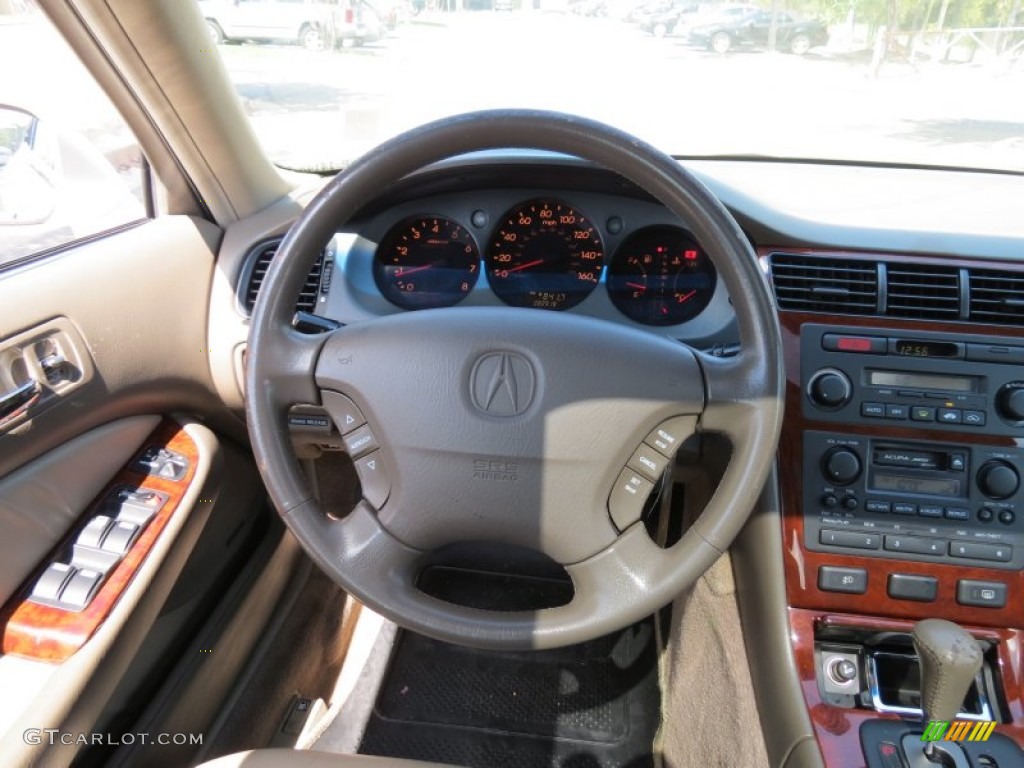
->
[884,404,908,420]
[354,451,391,509]
[861,403,885,418]
[938,408,962,424]
[865,501,891,514]
[948,454,966,471]
[998,509,1016,525]
[978,507,995,523]
[343,425,379,459]
[963,410,986,426]
[820,529,880,550]
[322,391,366,435]
[818,566,867,594]
[627,445,669,482]
[608,468,654,531]
[956,579,1007,608]
[949,541,1012,562]
[945,507,970,521]
[918,505,943,518]
[821,494,838,509]
[644,416,696,458]
[883,535,945,556]
[887,574,937,602]
[911,406,936,422]
[31,563,74,602]
[892,503,917,515]
[822,334,886,354]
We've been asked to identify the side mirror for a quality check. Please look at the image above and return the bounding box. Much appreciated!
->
[0,105,58,226]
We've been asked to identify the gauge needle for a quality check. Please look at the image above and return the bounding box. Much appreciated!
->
[506,259,544,274]
[396,264,433,277]
[677,289,697,303]
[625,281,646,291]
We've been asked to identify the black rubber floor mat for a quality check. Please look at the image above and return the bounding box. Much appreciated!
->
[359,569,660,768]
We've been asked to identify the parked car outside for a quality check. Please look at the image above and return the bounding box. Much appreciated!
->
[647,3,758,39]
[639,1,697,37]
[198,0,382,50]
[689,8,828,54]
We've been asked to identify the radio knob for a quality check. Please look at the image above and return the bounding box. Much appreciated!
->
[976,460,1020,500]
[822,448,862,486]
[808,369,852,409]
[996,384,1024,422]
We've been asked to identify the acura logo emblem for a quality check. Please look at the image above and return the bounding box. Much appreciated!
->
[470,352,535,417]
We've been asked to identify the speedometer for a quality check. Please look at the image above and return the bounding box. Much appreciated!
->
[486,199,604,310]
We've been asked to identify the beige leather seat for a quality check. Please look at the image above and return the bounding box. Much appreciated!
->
[198,750,452,768]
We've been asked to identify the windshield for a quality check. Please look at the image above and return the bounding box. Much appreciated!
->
[196,0,1024,173]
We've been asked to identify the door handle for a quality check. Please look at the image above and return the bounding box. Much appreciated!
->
[0,379,41,426]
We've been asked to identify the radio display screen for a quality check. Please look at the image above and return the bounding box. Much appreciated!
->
[868,370,975,393]
[872,473,961,497]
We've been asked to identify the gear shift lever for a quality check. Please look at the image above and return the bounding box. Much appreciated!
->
[912,619,983,763]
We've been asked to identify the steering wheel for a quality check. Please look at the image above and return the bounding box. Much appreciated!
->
[246,110,783,651]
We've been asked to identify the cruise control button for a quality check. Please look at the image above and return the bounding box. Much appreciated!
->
[956,579,1007,608]
[820,529,880,550]
[608,468,654,531]
[60,568,104,611]
[31,563,74,602]
[100,521,139,555]
[354,451,390,509]
[322,391,366,435]
[884,535,945,556]
[644,416,696,458]
[818,566,867,594]
[627,444,670,482]
[343,425,379,459]
[950,541,1012,562]
[78,515,113,549]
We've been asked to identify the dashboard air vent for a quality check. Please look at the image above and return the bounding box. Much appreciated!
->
[969,269,1024,326]
[886,264,961,320]
[242,241,325,315]
[769,253,878,315]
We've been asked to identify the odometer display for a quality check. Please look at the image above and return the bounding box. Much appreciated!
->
[486,199,604,310]
[373,216,479,310]
[606,226,716,326]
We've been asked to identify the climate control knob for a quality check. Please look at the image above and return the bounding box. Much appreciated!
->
[808,369,853,409]
[976,460,1020,500]
[996,384,1024,422]
[822,448,862,486]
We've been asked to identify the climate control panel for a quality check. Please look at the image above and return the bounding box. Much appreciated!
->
[803,431,1024,570]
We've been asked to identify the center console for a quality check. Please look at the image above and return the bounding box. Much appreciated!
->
[774,306,1024,768]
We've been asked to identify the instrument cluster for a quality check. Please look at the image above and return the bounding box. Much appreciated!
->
[370,196,717,327]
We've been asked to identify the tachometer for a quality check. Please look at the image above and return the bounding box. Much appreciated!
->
[373,216,480,310]
[486,199,604,310]
[606,226,716,326]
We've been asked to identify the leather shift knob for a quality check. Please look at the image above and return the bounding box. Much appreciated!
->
[912,619,983,724]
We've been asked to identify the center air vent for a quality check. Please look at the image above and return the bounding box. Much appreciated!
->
[242,240,325,315]
[969,269,1024,326]
[769,254,878,315]
[885,263,961,320]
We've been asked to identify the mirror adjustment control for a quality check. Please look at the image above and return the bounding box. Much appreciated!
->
[354,450,390,509]
[608,468,654,531]
[31,563,75,602]
[134,446,187,481]
[78,515,113,549]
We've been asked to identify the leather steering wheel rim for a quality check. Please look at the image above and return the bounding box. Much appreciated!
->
[246,109,784,650]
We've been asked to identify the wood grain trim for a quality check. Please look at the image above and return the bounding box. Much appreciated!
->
[0,420,198,662]
[790,607,1024,766]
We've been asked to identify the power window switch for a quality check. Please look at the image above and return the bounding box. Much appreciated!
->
[59,568,104,611]
[77,515,113,549]
[31,563,75,602]
[100,521,140,555]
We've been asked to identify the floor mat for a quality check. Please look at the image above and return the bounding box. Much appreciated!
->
[358,568,660,768]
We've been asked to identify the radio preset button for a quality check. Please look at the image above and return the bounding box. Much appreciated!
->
[892,503,917,515]
[911,406,936,422]
[944,507,970,521]
[884,535,945,556]
[884,404,909,420]
[949,541,1012,562]
[861,403,885,418]
[938,408,962,424]
[865,501,891,514]
[820,529,880,550]
[918,505,943,518]
[963,410,986,426]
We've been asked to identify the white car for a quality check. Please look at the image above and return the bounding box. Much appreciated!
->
[198,0,381,50]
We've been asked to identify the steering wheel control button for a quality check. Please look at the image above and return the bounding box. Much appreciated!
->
[343,425,379,459]
[887,574,938,602]
[354,451,390,509]
[608,469,654,530]
[819,529,880,550]
[78,515,114,549]
[287,407,332,433]
[956,580,1007,608]
[99,521,140,555]
[322,391,366,435]
[644,416,696,458]
[60,568,104,611]
[817,566,867,594]
[627,445,669,483]
[31,563,75,603]
[950,541,1012,562]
